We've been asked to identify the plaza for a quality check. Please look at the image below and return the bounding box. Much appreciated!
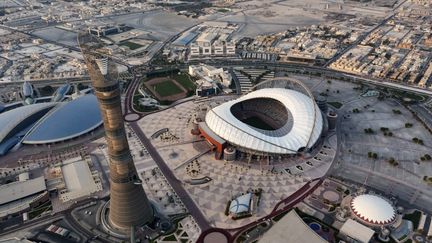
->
[136,90,337,228]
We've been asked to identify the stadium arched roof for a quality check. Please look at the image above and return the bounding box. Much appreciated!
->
[0,103,55,143]
[205,88,323,154]
[23,94,102,144]
[350,194,396,225]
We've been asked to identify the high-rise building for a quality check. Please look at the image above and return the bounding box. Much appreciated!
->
[78,33,153,232]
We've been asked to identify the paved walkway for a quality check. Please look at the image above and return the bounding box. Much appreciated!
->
[129,122,211,231]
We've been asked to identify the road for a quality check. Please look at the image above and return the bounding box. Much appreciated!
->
[324,0,408,67]
[155,60,432,96]
[0,76,91,88]
[122,69,212,230]
[196,178,323,243]
[0,197,108,242]
[324,13,395,67]
[128,122,211,231]
[0,24,131,68]
[409,104,432,130]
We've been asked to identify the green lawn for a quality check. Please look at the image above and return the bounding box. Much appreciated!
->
[120,41,143,50]
[403,210,422,229]
[151,80,183,97]
[29,202,52,219]
[391,90,426,102]
[173,73,196,91]
[328,101,343,109]
[163,235,176,241]
[242,116,275,130]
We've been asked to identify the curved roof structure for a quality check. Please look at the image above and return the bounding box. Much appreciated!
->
[229,193,252,214]
[350,194,396,225]
[23,94,102,144]
[205,88,323,154]
[22,82,33,97]
[51,83,71,102]
[0,103,55,143]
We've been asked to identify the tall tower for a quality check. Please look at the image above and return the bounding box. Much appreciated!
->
[78,33,153,232]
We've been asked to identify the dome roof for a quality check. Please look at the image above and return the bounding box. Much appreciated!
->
[205,88,323,154]
[0,103,55,143]
[351,194,396,225]
[23,94,102,144]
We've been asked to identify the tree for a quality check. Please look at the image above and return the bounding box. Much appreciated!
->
[364,128,374,134]
[392,109,402,115]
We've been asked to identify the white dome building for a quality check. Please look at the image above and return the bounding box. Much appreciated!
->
[201,78,324,157]
[350,194,397,226]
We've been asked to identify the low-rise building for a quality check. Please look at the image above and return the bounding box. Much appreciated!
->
[259,210,327,243]
[189,64,232,96]
[339,219,375,243]
[0,175,49,221]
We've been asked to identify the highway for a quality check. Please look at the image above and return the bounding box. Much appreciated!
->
[0,76,91,88]
[181,60,432,96]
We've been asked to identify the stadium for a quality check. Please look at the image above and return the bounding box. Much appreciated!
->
[198,78,325,160]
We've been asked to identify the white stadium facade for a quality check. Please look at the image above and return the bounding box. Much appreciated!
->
[198,78,325,160]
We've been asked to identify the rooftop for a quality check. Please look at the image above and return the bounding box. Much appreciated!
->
[59,157,102,202]
[229,193,252,214]
[340,219,375,243]
[205,88,323,154]
[351,194,396,225]
[23,94,103,144]
[0,176,46,206]
[259,210,327,243]
[0,103,55,143]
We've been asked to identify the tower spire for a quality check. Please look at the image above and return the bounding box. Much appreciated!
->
[78,32,153,232]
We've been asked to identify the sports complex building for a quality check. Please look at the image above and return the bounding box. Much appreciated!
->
[198,78,325,160]
[0,94,103,155]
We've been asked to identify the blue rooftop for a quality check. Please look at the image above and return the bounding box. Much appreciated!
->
[23,94,103,144]
[174,32,198,46]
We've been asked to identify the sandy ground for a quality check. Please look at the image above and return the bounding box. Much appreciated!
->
[204,0,394,38]
[107,10,199,41]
